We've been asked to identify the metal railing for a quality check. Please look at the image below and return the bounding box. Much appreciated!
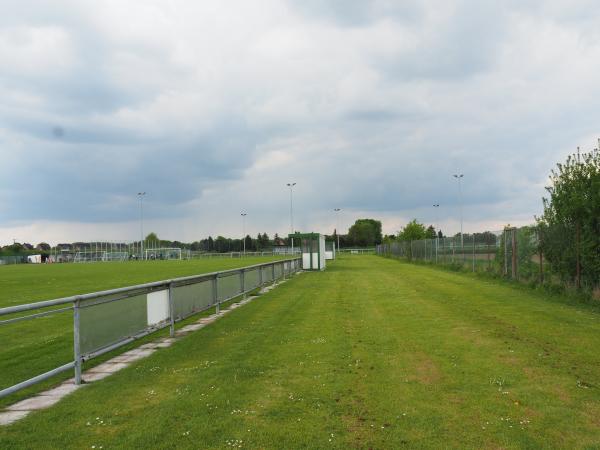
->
[190,250,299,259]
[0,258,300,399]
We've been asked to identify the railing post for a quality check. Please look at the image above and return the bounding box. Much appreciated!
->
[259,265,263,289]
[168,282,175,337]
[240,269,246,300]
[73,297,82,385]
[272,263,276,285]
[214,275,219,314]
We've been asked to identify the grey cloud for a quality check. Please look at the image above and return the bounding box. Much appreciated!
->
[1,0,600,244]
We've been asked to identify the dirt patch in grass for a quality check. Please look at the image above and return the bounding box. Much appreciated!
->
[408,353,442,385]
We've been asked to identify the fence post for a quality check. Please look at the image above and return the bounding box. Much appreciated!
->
[511,228,518,279]
[538,229,544,284]
[168,282,175,337]
[258,265,263,291]
[73,297,82,385]
[472,234,475,272]
[272,263,276,285]
[504,229,508,277]
[214,276,219,314]
[487,238,491,270]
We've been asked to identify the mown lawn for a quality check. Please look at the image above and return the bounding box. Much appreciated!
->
[0,256,288,407]
[2,255,600,448]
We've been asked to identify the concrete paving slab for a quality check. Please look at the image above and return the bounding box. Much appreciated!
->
[156,341,174,348]
[179,323,204,332]
[122,348,155,358]
[42,383,82,397]
[87,362,130,374]
[7,394,62,411]
[0,410,30,426]
[110,354,139,363]
[199,318,215,323]
[139,342,161,349]
[83,371,113,382]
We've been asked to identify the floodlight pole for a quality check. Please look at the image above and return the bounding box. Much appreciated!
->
[241,213,247,255]
[433,204,439,262]
[287,182,296,256]
[137,192,146,260]
[453,174,464,260]
[334,208,341,253]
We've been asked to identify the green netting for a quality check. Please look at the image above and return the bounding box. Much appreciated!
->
[261,266,273,283]
[274,262,283,279]
[79,293,147,354]
[244,269,260,290]
[173,280,214,319]
[218,274,241,302]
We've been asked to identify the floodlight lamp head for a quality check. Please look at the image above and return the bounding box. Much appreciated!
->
[453,174,463,179]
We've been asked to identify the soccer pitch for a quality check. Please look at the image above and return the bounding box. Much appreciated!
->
[3,255,600,448]
[0,256,288,408]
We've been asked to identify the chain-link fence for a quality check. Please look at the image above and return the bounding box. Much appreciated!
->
[377,225,597,293]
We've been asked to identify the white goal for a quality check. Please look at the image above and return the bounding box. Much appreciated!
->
[144,248,182,261]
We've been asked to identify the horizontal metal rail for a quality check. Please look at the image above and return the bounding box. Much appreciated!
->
[0,258,297,317]
[0,257,300,400]
[0,362,75,399]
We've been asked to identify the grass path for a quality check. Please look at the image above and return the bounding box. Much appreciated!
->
[2,256,600,448]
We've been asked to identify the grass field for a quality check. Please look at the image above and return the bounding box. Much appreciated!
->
[0,256,287,407]
[3,255,600,448]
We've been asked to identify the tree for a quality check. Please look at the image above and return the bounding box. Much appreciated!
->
[145,232,159,243]
[426,225,436,239]
[36,242,51,251]
[539,145,600,288]
[347,219,383,247]
[398,220,427,241]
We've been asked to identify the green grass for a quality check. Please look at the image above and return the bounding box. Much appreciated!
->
[0,257,287,407]
[3,255,600,448]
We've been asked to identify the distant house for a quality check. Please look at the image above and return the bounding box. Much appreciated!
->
[273,236,287,247]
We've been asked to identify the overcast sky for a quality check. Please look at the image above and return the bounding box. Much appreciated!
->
[1,0,599,245]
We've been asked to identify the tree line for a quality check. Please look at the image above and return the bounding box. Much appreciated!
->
[1,218,385,257]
